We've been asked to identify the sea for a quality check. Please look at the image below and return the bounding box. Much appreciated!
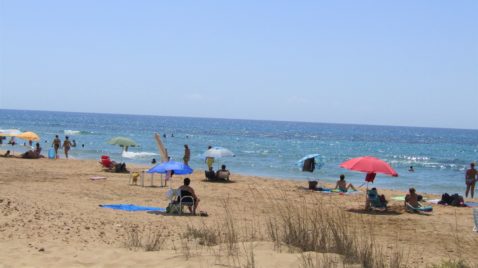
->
[1,109,477,195]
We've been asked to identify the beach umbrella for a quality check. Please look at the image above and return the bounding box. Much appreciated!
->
[340,156,398,210]
[0,129,22,136]
[16,131,40,141]
[147,160,193,175]
[340,156,398,178]
[203,147,235,158]
[147,160,193,187]
[296,153,324,172]
[108,137,137,148]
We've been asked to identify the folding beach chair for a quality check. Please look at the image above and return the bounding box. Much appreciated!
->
[366,189,387,211]
[166,188,195,215]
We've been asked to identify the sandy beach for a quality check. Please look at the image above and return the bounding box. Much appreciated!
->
[0,156,477,267]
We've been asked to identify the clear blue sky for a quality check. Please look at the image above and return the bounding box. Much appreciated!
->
[1,1,477,129]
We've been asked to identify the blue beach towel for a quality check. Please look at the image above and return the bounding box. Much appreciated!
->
[100,204,166,212]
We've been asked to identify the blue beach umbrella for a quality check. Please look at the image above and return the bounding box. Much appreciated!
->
[147,160,193,175]
[296,153,325,172]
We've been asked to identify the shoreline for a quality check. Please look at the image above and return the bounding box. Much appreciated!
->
[0,149,464,198]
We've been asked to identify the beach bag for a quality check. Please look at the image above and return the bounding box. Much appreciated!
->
[450,194,465,207]
[308,180,318,190]
[439,193,451,205]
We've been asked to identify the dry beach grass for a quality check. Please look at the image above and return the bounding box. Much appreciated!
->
[0,156,477,267]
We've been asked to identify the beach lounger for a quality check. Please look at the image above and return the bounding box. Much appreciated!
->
[406,202,433,213]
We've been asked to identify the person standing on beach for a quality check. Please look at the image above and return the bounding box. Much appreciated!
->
[205,145,214,170]
[52,135,61,158]
[183,144,190,165]
[63,136,72,159]
[465,163,477,198]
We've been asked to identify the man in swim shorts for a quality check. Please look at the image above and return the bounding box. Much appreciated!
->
[52,135,61,158]
[334,174,356,192]
[465,163,477,198]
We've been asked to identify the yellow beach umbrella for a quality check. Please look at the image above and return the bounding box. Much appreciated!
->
[16,131,40,141]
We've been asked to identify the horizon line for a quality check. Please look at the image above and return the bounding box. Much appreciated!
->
[1,108,477,132]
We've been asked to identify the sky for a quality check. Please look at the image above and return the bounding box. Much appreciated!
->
[0,1,477,129]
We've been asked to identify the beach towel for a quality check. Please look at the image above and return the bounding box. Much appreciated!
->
[406,203,433,212]
[465,202,478,207]
[99,204,166,212]
[331,189,360,195]
[90,176,107,180]
[392,196,406,201]
[427,199,478,207]
[473,209,478,232]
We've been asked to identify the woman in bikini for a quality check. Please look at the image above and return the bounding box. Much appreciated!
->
[63,136,72,159]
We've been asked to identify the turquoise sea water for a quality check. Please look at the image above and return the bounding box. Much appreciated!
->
[1,109,477,194]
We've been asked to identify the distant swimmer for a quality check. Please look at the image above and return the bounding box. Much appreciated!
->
[408,166,415,172]
[151,158,157,164]
[72,139,77,147]
[163,134,166,138]
[81,144,85,148]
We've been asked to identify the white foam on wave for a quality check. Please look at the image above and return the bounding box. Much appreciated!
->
[64,130,82,135]
[122,151,158,159]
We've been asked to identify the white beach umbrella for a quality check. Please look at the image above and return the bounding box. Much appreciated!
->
[203,147,235,158]
[0,129,22,136]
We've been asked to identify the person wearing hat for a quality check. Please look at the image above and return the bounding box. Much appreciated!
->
[465,162,477,198]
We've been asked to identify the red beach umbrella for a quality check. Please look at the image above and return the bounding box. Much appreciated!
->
[340,156,398,182]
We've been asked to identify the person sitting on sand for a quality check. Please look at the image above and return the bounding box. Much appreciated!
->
[405,188,419,208]
[335,174,356,192]
[21,143,42,159]
[216,164,231,181]
[178,178,200,214]
[2,150,11,157]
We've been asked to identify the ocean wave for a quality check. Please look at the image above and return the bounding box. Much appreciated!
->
[121,151,158,159]
[64,130,93,135]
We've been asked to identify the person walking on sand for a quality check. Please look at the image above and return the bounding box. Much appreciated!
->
[205,145,214,170]
[52,135,61,158]
[465,162,477,198]
[183,144,190,165]
[63,136,72,159]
